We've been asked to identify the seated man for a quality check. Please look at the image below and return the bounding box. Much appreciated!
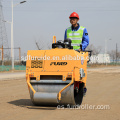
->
[64,12,89,96]
[64,12,89,51]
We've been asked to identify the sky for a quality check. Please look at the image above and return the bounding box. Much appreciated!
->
[1,0,120,59]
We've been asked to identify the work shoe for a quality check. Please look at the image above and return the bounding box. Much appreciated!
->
[83,87,87,96]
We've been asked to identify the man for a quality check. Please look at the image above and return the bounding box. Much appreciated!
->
[64,12,89,51]
[64,12,89,96]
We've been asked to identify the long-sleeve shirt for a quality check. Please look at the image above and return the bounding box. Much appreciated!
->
[64,23,89,51]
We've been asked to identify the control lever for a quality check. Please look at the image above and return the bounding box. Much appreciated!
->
[80,44,82,51]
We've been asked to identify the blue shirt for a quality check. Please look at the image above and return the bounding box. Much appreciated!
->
[64,23,89,51]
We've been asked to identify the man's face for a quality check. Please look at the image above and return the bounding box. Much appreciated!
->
[70,17,79,25]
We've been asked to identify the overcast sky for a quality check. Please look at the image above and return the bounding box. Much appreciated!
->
[2,0,120,58]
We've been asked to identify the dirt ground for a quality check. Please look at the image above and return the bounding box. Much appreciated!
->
[0,67,120,120]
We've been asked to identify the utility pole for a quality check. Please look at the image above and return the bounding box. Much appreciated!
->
[105,38,111,66]
[116,43,117,64]
[11,0,26,70]
[2,45,3,65]
[19,47,21,62]
[11,0,14,70]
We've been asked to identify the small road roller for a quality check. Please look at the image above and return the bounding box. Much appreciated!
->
[26,36,90,106]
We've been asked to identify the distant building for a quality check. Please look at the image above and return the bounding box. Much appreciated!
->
[89,54,110,64]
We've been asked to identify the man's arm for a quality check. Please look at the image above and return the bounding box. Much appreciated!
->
[81,28,89,51]
[64,29,67,40]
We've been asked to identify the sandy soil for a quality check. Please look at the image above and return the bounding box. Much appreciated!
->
[0,68,120,120]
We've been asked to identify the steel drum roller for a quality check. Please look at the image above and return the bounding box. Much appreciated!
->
[30,80,83,105]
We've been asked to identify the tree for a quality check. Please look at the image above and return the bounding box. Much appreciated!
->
[86,44,102,55]
[109,50,116,63]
